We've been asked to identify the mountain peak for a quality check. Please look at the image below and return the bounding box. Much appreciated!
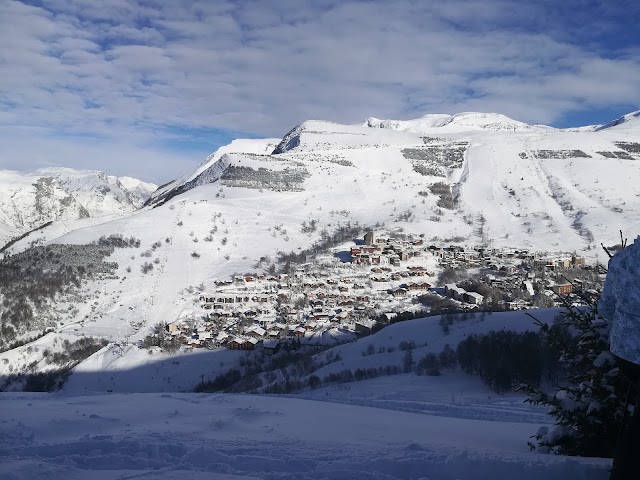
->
[364,111,542,133]
[0,167,157,246]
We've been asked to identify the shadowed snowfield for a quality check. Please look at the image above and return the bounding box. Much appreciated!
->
[2,375,611,479]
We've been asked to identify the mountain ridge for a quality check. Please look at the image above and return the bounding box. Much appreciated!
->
[0,167,157,247]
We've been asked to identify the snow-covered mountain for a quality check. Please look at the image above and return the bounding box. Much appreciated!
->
[0,168,157,247]
[1,109,639,390]
[147,110,640,256]
[147,138,279,207]
[364,111,546,133]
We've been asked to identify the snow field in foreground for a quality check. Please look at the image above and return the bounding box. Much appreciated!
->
[1,390,610,480]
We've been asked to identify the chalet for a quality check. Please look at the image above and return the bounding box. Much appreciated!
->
[216,332,231,344]
[572,255,585,266]
[242,338,260,350]
[227,338,242,350]
[355,320,374,335]
[370,276,388,283]
[351,254,368,265]
[371,255,389,265]
[166,320,184,334]
[391,287,408,298]
[463,291,484,305]
[507,299,528,310]
[534,259,554,270]
[263,339,280,355]
[245,326,266,338]
[257,315,277,327]
[444,283,466,301]
[552,283,574,296]
[312,311,331,320]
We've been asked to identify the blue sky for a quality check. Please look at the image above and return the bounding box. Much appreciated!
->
[1,0,639,183]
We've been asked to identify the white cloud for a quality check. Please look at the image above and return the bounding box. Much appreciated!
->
[0,0,639,182]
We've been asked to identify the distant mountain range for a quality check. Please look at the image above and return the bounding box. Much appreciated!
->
[0,168,157,247]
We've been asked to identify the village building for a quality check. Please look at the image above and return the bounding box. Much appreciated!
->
[364,230,376,245]
[552,283,574,296]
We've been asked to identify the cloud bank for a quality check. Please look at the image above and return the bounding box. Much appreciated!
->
[1,0,639,182]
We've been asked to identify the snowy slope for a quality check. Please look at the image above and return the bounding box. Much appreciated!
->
[0,390,611,480]
[50,309,558,394]
[595,110,640,132]
[0,168,156,247]
[148,138,279,206]
[310,309,561,380]
[0,309,612,478]
[129,110,640,258]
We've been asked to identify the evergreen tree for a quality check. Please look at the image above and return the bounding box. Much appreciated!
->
[519,294,634,457]
[402,347,414,373]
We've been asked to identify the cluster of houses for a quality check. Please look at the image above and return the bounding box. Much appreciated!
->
[164,232,447,351]
[434,244,599,310]
[350,231,426,266]
[431,244,586,272]
[162,231,601,352]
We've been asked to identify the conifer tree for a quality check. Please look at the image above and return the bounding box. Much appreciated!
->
[520,294,634,457]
